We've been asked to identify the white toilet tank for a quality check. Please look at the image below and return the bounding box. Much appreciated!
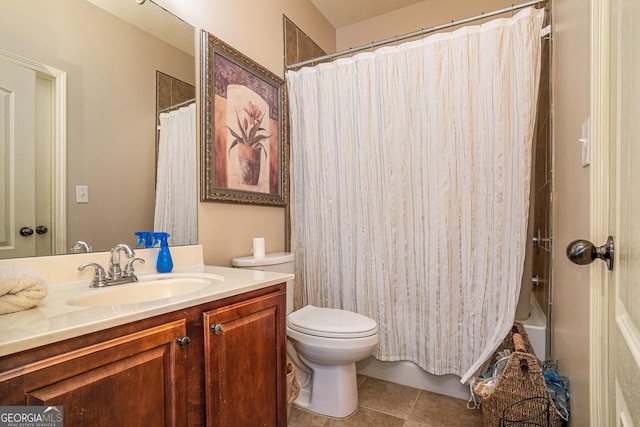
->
[231,252,295,314]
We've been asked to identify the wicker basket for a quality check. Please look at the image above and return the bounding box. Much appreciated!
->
[481,322,563,427]
[286,361,300,421]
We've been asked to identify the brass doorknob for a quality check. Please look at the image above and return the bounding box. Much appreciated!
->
[566,236,614,271]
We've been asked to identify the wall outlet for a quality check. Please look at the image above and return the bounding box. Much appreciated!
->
[76,185,89,203]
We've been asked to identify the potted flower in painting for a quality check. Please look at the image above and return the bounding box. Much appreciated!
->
[227,101,270,186]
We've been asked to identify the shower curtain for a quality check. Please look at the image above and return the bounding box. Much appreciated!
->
[154,103,197,246]
[286,7,544,383]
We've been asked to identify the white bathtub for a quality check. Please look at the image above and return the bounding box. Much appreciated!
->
[356,293,548,400]
[521,292,547,360]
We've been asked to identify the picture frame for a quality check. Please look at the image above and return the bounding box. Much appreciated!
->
[200,30,288,206]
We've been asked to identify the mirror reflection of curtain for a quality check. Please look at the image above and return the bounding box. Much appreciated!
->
[287,7,544,383]
[154,103,197,246]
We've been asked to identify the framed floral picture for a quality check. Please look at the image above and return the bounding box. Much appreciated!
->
[200,31,288,206]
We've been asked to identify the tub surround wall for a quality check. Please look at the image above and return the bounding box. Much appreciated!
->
[156,71,196,160]
[516,7,552,351]
[530,21,553,359]
[284,16,327,69]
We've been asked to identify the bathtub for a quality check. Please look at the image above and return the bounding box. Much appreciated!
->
[521,292,547,360]
[356,292,548,400]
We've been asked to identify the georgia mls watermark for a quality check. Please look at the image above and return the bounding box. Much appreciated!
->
[0,406,63,427]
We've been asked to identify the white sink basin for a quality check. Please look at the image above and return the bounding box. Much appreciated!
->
[67,273,224,306]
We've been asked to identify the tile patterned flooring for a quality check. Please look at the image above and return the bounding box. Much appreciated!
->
[288,375,484,427]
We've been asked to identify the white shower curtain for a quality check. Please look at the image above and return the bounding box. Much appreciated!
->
[154,103,198,246]
[286,7,544,383]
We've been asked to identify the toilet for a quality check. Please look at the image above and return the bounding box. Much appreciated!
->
[232,252,379,418]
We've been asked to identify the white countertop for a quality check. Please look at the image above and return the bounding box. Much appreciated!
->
[0,246,293,357]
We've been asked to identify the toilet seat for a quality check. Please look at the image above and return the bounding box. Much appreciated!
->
[287,305,378,338]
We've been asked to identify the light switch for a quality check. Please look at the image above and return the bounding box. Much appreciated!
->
[579,117,590,167]
[76,185,89,203]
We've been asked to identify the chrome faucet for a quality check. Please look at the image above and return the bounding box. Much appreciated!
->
[70,240,93,253]
[108,243,135,280]
[78,243,144,288]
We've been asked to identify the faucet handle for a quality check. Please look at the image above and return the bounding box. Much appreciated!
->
[78,262,108,288]
[123,258,145,279]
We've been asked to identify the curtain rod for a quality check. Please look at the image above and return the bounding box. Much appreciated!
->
[158,98,195,113]
[287,0,547,70]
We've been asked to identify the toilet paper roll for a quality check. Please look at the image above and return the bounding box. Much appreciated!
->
[253,237,265,258]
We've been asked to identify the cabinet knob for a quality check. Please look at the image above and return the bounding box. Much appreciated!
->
[210,324,223,335]
[176,336,191,348]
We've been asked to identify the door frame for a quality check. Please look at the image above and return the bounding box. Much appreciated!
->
[589,0,611,424]
[0,50,67,255]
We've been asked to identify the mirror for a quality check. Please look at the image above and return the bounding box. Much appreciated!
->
[0,0,195,258]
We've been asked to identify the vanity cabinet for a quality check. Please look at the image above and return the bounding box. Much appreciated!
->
[0,320,188,426]
[0,284,287,427]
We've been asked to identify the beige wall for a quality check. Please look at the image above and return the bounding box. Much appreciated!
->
[336,0,515,51]
[154,0,336,266]
[0,0,194,252]
[551,1,592,425]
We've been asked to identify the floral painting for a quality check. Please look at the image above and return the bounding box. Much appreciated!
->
[201,31,288,206]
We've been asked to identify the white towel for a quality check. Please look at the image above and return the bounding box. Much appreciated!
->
[0,266,48,315]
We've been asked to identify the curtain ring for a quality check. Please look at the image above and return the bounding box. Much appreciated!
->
[480,12,484,25]
[511,4,515,17]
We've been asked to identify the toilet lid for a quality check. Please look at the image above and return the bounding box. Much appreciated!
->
[287,305,378,338]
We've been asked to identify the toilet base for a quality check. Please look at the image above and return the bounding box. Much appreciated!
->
[292,360,359,418]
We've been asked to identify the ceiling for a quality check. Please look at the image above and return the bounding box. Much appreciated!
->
[310,0,426,28]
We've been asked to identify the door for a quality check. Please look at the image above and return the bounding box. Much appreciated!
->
[0,58,36,258]
[607,0,640,421]
[593,0,640,424]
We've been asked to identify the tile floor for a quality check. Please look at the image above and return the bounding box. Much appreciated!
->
[287,375,484,427]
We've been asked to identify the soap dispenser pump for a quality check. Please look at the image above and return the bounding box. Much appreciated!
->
[134,231,155,248]
[154,232,173,273]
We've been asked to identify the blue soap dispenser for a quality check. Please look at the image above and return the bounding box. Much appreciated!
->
[154,232,173,273]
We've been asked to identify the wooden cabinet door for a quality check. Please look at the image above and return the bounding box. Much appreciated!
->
[203,291,286,427]
[0,320,188,427]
